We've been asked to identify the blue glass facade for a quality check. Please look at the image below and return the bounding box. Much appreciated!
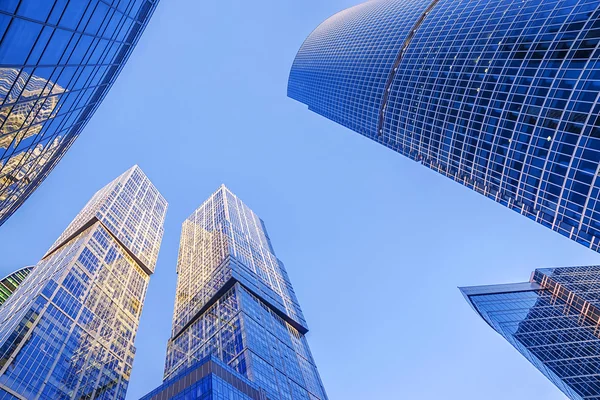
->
[156,186,327,400]
[0,166,167,400]
[140,356,267,400]
[0,0,160,226]
[462,266,600,400]
[289,0,600,252]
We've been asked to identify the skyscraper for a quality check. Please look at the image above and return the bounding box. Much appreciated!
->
[141,185,327,400]
[0,0,160,226]
[0,267,33,307]
[461,266,600,400]
[289,0,600,252]
[0,166,167,400]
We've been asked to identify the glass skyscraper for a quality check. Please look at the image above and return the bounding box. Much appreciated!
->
[142,185,327,400]
[0,0,160,226]
[461,266,600,400]
[0,165,167,400]
[0,267,33,307]
[289,0,600,252]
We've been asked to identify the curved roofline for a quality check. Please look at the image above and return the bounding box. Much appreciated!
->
[0,266,34,283]
[287,3,366,95]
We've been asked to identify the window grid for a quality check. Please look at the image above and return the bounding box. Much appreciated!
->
[0,0,159,226]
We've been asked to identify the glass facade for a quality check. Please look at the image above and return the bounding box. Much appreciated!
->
[289,0,600,252]
[158,186,327,400]
[0,0,160,226]
[0,267,33,306]
[462,266,600,400]
[0,166,167,400]
[140,356,267,400]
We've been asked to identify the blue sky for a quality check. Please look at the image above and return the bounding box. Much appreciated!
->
[0,1,597,399]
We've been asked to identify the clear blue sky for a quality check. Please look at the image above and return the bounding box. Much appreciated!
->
[0,1,595,399]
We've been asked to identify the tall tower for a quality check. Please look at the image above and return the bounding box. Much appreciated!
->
[289,0,600,252]
[142,185,327,400]
[0,166,167,400]
[0,0,160,226]
[461,266,600,400]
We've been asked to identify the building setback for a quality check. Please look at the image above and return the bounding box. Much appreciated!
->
[461,266,600,400]
[0,0,160,226]
[289,0,600,251]
[0,166,167,400]
[141,185,327,400]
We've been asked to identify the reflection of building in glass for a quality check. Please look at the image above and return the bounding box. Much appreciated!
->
[0,68,64,223]
[462,266,600,400]
[0,68,64,149]
[0,166,167,400]
[0,137,63,216]
[289,0,600,252]
[142,186,327,400]
[0,1,160,226]
[0,267,33,307]
[0,68,66,222]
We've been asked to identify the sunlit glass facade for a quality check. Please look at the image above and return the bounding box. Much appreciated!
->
[289,0,600,252]
[0,0,160,226]
[143,185,327,400]
[0,166,167,400]
[0,266,33,307]
[461,266,600,400]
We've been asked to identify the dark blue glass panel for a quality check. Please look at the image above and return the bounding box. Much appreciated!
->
[289,0,600,253]
[0,0,160,226]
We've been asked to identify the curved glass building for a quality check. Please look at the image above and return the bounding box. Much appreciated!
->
[0,0,160,226]
[289,0,600,251]
[0,266,33,306]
